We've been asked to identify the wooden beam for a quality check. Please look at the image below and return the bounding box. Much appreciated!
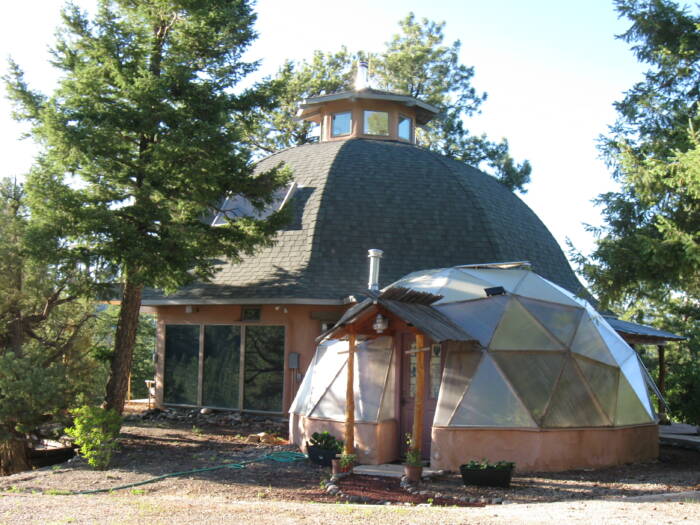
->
[657,344,668,423]
[411,333,426,457]
[344,331,356,455]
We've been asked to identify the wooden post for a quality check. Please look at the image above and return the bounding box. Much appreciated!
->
[411,333,425,456]
[657,344,668,422]
[344,331,356,455]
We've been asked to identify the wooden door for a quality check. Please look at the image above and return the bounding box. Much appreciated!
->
[399,332,444,459]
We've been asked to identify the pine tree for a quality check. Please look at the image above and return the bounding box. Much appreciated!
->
[5,0,290,414]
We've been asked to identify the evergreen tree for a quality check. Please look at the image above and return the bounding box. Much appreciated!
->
[0,179,101,475]
[5,0,290,415]
[243,13,531,192]
[576,0,700,423]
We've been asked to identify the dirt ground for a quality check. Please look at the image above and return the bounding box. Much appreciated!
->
[1,408,699,524]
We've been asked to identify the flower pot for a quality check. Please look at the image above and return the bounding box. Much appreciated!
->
[459,465,513,488]
[306,444,337,467]
[404,464,423,483]
[331,458,353,474]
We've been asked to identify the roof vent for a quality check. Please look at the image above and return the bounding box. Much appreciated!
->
[355,60,370,90]
[368,249,383,292]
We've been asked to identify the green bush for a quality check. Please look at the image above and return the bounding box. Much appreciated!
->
[308,431,343,453]
[65,406,121,470]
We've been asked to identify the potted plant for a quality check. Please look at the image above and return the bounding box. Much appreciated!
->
[306,431,343,467]
[331,452,356,474]
[459,459,515,488]
[403,434,423,482]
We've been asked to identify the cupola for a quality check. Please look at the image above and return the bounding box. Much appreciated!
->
[296,61,439,144]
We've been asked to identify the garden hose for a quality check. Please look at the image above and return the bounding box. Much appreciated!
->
[70,450,307,495]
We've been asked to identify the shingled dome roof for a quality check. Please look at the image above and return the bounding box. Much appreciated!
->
[143,139,583,305]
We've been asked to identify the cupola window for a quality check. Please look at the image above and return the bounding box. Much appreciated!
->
[364,110,389,136]
[398,114,412,141]
[331,111,352,137]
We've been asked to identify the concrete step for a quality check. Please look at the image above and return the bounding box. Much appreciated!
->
[352,463,440,478]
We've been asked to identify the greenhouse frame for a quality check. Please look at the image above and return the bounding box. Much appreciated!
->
[289,262,660,471]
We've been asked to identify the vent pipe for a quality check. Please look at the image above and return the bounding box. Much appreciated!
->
[367,249,383,292]
[355,60,369,90]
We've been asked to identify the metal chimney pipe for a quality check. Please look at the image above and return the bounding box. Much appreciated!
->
[367,249,383,292]
[355,60,369,90]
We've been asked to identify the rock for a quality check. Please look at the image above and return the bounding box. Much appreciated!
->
[433,492,443,498]
[492,497,503,504]
[246,434,261,443]
[200,408,213,415]
[325,484,339,495]
[418,490,431,496]
[348,495,361,503]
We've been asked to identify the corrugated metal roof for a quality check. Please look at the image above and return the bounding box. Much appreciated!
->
[317,293,475,344]
[604,316,686,343]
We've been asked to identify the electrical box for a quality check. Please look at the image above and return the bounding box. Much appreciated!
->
[288,352,300,370]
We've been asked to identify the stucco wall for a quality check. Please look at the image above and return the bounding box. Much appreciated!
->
[153,304,345,412]
[431,424,659,472]
[290,414,400,465]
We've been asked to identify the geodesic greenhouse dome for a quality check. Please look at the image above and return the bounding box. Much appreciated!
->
[289,262,658,471]
[395,264,656,429]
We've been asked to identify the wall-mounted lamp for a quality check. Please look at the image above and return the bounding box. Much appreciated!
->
[373,313,389,334]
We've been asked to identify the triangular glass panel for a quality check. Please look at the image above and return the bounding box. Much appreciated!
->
[492,351,566,424]
[310,360,347,421]
[459,268,529,293]
[435,295,509,347]
[596,320,636,366]
[450,354,537,427]
[489,297,565,350]
[620,354,653,417]
[542,357,608,428]
[514,272,580,307]
[614,375,654,426]
[571,315,617,366]
[433,347,482,426]
[518,296,584,346]
[304,340,349,416]
[573,355,619,423]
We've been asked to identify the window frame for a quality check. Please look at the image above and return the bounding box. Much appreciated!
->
[331,111,352,137]
[398,114,413,141]
[363,110,390,136]
[163,321,287,414]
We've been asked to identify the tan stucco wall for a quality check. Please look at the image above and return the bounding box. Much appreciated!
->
[290,414,400,465]
[430,424,659,472]
[153,304,345,412]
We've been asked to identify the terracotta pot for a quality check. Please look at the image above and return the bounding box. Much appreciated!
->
[404,464,423,482]
[331,458,353,474]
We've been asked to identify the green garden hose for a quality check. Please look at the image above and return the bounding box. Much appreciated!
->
[70,450,307,495]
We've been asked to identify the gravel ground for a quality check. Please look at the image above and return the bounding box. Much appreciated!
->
[0,412,699,523]
[1,494,699,525]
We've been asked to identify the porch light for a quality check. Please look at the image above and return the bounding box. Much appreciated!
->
[373,314,389,334]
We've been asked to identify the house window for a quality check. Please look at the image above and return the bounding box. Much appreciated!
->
[398,115,412,141]
[164,324,285,412]
[332,112,352,136]
[364,110,389,136]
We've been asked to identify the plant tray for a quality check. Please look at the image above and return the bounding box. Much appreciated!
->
[306,445,337,467]
[459,465,513,488]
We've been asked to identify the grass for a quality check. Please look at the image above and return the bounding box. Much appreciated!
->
[44,489,72,496]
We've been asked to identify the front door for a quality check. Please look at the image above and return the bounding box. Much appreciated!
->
[399,332,444,459]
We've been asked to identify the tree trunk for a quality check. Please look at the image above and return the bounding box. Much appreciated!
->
[104,277,143,414]
[0,430,30,476]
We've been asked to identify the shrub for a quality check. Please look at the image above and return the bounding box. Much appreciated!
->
[308,431,343,453]
[65,406,121,470]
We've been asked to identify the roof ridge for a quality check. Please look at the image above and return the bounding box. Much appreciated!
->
[425,150,504,261]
